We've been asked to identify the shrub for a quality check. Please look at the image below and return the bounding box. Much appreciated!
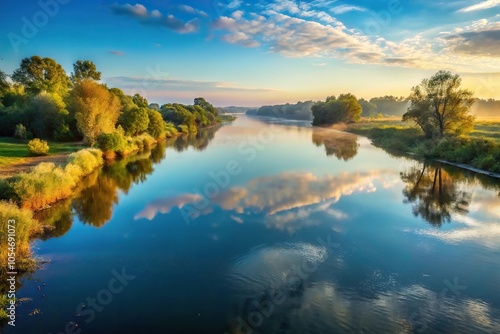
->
[27,138,49,156]
[13,163,75,209]
[97,132,127,153]
[165,122,178,138]
[66,149,103,176]
[178,124,189,134]
[9,149,103,210]
[0,201,41,272]
[14,123,27,139]
[54,122,75,142]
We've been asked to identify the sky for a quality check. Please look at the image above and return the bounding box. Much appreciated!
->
[0,0,499,106]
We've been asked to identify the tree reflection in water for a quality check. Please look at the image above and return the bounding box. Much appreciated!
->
[400,163,471,226]
[38,127,220,237]
[312,128,359,161]
[166,124,220,152]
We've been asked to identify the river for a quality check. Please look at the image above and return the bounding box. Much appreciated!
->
[3,115,500,334]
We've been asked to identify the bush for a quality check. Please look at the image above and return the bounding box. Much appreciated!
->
[165,122,178,138]
[66,148,103,176]
[7,149,103,210]
[0,201,41,272]
[178,124,189,134]
[27,138,49,156]
[14,123,27,139]
[97,132,127,152]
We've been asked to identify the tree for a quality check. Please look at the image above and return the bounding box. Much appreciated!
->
[403,71,475,137]
[358,98,377,117]
[312,93,362,125]
[132,93,148,108]
[109,87,135,112]
[12,56,70,96]
[194,97,218,116]
[26,92,68,139]
[146,108,166,139]
[0,70,10,97]
[71,60,101,83]
[118,106,149,136]
[69,80,120,145]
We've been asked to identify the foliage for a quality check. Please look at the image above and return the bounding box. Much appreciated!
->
[71,60,101,83]
[369,96,408,116]
[118,106,149,136]
[403,71,475,138]
[161,103,197,133]
[8,148,103,210]
[97,131,127,153]
[248,101,314,120]
[14,124,27,139]
[0,201,41,273]
[132,93,148,108]
[312,93,362,125]
[27,138,49,156]
[26,91,69,139]
[69,79,121,145]
[11,56,70,96]
[358,98,377,117]
[147,108,167,139]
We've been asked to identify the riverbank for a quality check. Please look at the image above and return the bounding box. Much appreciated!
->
[337,119,500,179]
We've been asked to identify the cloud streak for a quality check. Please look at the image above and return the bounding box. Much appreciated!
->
[458,0,500,13]
[111,3,200,33]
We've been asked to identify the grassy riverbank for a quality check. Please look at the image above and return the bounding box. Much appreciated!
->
[344,118,500,174]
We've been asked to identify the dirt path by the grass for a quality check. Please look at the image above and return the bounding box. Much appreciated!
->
[0,153,71,179]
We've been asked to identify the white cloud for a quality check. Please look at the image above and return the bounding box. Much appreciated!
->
[330,4,367,14]
[458,0,500,12]
[178,4,208,17]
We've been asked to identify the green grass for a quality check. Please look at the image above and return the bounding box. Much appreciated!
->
[470,120,500,143]
[0,137,85,166]
[344,118,500,173]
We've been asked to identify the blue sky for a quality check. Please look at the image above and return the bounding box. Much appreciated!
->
[1,0,499,106]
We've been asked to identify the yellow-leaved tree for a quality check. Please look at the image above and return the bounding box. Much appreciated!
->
[69,79,121,145]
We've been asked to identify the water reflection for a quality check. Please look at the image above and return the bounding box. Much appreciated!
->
[312,128,359,161]
[38,128,220,236]
[135,170,395,233]
[400,163,471,226]
[166,125,220,152]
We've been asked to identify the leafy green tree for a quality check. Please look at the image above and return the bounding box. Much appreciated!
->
[161,103,197,133]
[146,108,166,139]
[0,70,9,98]
[69,79,121,145]
[12,56,70,96]
[71,60,101,83]
[312,93,362,125]
[26,91,68,138]
[369,96,408,116]
[194,97,218,115]
[132,93,148,108]
[109,88,135,112]
[118,106,149,136]
[403,71,475,137]
[149,103,160,110]
[358,98,377,117]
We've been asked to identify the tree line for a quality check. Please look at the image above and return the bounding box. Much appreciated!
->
[246,92,499,122]
[0,56,219,148]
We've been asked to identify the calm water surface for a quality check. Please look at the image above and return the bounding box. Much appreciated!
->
[3,116,500,334]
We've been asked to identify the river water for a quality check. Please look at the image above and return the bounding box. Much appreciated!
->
[4,115,500,334]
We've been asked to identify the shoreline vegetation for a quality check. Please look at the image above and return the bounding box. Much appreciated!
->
[308,71,500,178]
[0,56,236,287]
